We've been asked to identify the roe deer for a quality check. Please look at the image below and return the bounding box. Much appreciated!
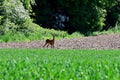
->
[43,34,55,48]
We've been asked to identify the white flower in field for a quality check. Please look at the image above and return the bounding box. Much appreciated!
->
[42,68,46,71]
[23,68,27,71]
[85,76,88,79]
[26,57,29,62]
[105,75,108,79]
[105,65,109,69]
[81,72,84,75]
[13,59,17,64]
[61,68,65,73]
[69,78,73,80]
[40,78,44,80]
[12,59,17,67]
[115,68,119,73]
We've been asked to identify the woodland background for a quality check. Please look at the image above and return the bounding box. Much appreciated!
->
[0,0,120,41]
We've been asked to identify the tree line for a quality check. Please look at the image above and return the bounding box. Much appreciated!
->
[0,0,120,36]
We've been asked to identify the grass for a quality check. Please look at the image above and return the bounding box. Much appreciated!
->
[0,23,120,42]
[0,25,84,42]
[0,22,120,42]
[93,25,120,36]
[0,49,120,80]
[0,27,68,42]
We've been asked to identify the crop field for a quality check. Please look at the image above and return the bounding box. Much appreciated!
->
[0,49,120,80]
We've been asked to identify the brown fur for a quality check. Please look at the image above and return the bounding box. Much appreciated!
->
[43,34,55,48]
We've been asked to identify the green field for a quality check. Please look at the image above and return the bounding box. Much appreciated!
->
[0,49,120,80]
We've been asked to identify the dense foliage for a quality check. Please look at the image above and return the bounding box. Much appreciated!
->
[0,0,35,36]
[0,49,120,79]
[0,0,120,38]
[32,0,120,35]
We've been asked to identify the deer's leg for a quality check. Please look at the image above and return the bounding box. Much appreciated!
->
[43,42,47,47]
[47,44,49,47]
[51,44,53,48]
[51,44,54,48]
[53,44,54,48]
